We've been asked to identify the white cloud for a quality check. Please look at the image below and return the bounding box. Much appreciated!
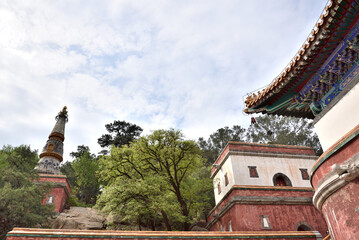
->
[0,0,327,160]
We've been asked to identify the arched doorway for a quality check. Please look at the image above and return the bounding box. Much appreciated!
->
[297,225,312,231]
[273,173,292,186]
[295,222,313,231]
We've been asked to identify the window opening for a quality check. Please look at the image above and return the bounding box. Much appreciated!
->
[228,221,232,232]
[224,173,229,186]
[261,215,271,229]
[295,222,313,231]
[275,176,286,186]
[248,166,259,178]
[46,195,54,204]
[273,173,292,186]
[300,168,310,180]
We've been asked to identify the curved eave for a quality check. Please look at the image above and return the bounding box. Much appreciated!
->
[244,0,359,117]
[245,106,315,119]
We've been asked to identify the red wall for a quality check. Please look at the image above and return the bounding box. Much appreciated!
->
[311,134,359,189]
[41,187,67,212]
[321,177,359,239]
[207,187,327,237]
[38,174,72,192]
[310,128,359,239]
[38,175,71,213]
[209,204,327,236]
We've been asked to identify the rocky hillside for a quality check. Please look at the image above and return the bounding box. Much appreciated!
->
[50,207,106,230]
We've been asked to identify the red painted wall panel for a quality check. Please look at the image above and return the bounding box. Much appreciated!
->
[311,135,359,189]
[38,175,71,213]
[207,188,327,237]
[209,204,327,237]
[321,177,359,240]
[41,187,67,212]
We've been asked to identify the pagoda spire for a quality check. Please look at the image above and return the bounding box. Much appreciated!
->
[35,106,68,175]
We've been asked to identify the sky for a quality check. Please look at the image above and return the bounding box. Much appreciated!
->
[0,0,328,162]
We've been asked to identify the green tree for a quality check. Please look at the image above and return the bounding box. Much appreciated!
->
[198,125,246,164]
[97,120,143,149]
[70,145,95,159]
[72,147,100,205]
[246,115,323,155]
[0,145,54,240]
[96,129,212,231]
[60,161,77,190]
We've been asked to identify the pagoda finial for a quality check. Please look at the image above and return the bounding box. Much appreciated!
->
[56,106,68,122]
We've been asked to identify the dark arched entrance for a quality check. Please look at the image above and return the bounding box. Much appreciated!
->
[295,221,313,231]
[273,173,292,186]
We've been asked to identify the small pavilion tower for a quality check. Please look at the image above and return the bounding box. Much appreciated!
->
[35,106,68,174]
[35,106,71,213]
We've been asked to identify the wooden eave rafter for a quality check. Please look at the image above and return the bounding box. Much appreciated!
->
[244,0,359,116]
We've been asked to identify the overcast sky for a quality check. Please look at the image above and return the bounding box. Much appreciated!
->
[0,0,328,161]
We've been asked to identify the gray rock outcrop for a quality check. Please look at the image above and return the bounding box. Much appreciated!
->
[51,207,105,230]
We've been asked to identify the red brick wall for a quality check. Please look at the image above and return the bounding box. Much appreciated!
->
[208,186,316,216]
[38,175,71,213]
[207,187,327,237]
[311,135,359,189]
[209,204,327,236]
[321,177,359,240]
[42,187,67,212]
[226,143,315,155]
[38,175,72,193]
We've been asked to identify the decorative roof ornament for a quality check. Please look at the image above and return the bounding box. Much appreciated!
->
[55,106,68,122]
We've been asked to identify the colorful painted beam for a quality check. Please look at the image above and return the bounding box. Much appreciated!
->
[244,0,359,118]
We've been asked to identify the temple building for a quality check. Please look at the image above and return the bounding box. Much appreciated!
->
[34,106,71,213]
[6,1,359,239]
[244,0,359,239]
[7,109,326,240]
[206,142,327,237]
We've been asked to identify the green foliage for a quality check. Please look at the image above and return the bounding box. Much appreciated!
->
[66,195,90,207]
[97,120,143,150]
[60,161,77,190]
[198,116,323,164]
[61,146,101,206]
[96,129,212,231]
[198,125,246,164]
[70,145,95,159]
[180,165,214,221]
[71,148,100,205]
[0,145,39,173]
[0,145,54,240]
[246,115,322,155]
[66,195,80,206]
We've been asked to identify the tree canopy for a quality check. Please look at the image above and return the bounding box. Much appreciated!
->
[198,115,322,164]
[96,129,213,231]
[0,145,54,240]
[98,120,143,149]
[246,115,322,155]
[61,145,100,206]
[198,125,246,164]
